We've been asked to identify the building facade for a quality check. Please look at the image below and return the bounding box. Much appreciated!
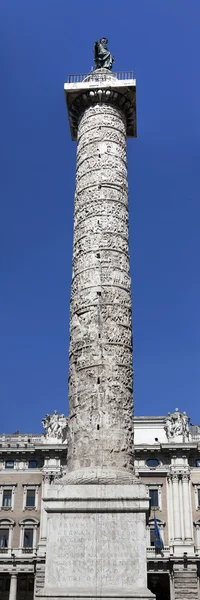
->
[0,408,200,600]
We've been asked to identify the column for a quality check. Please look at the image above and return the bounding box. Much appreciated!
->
[172,475,182,541]
[39,477,48,540]
[33,524,38,549]
[68,87,134,474]
[167,475,174,544]
[169,572,175,600]
[195,523,200,549]
[182,474,193,541]
[158,484,162,510]
[146,525,150,547]
[179,476,184,540]
[8,524,14,549]
[9,574,17,600]
[0,486,3,508]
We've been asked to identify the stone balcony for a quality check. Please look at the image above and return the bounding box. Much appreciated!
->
[0,547,42,559]
[147,546,170,559]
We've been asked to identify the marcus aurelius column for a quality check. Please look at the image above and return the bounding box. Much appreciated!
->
[37,58,154,600]
[68,76,135,476]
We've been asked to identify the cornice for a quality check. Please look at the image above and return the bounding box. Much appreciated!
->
[64,73,136,140]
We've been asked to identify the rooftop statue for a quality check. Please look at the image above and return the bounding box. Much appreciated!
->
[42,410,68,443]
[94,38,114,71]
[164,408,190,441]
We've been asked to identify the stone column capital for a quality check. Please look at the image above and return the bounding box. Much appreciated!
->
[172,473,179,482]
[182,473,190,481]
[64,72,136,140]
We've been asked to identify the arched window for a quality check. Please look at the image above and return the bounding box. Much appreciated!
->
[19,518,39,553]
[0,518,15,552]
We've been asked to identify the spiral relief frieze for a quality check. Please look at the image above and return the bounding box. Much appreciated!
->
[68,102,134,474]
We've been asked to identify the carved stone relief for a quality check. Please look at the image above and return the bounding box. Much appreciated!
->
[67,102,134,474]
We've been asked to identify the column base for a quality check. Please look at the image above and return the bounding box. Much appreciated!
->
[36,586,154,600]
[173,541,195,556]
[60,467,138,485]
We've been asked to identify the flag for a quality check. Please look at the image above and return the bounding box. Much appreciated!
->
[154,516,164,550]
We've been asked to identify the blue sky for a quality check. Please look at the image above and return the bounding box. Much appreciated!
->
[0,0,200,433]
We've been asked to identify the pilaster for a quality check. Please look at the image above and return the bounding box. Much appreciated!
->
[182,474,193,542]
[172,475,182,542]
[167,468,194,556]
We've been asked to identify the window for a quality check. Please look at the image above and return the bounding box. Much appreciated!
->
[23,484,40,510]
[26,489,35,508]
[0,486,17,510]
[146,458,159,468]
[196,459,200,467]
[0,519,15,550]
[0,529,9,548]
[5,460,14,469]
[149,489,159,508]
[19,517,39,552]
[150,528,155,547]
[28,460,37,469]
[23,529,33,548]
[2,490,12,508]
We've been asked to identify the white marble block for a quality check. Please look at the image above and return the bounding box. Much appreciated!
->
[36,483,154,600]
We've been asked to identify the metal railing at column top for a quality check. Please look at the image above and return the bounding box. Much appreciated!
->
[67,71,135,83]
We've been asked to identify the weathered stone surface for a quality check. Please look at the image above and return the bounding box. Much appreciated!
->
[67,103,134,475]
[36,483,154,599]
[173,567,198,600]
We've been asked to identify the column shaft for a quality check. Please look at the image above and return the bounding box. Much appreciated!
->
[167,476,174,543]
[172,476,182,540]
[9,574,17,600]
[68,103,134,473]
[182,475,193,540]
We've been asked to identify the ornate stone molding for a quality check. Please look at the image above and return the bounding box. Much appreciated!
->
[64,69,136,140]
[59,467,139,485]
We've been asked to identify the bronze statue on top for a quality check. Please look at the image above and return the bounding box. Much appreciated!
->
[94,38,114,70]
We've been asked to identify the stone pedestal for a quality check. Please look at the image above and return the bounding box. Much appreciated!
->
[35,480,154,600]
